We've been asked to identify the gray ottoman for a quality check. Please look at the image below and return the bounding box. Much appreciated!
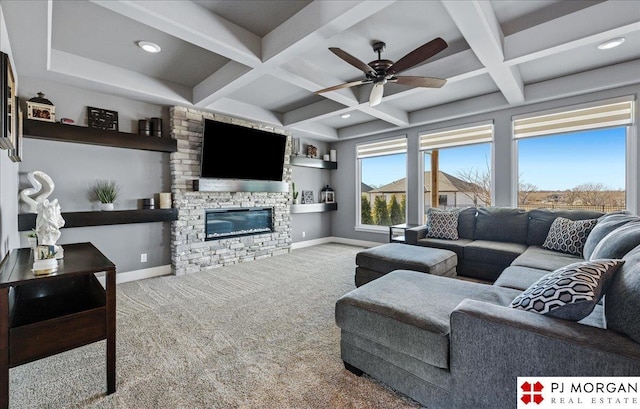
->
[355,243,457,287]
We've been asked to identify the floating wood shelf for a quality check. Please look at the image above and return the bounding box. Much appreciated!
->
[23,119,177,153]
[290,155,337,170]
[290,203,338,214]
[18,208,178,231]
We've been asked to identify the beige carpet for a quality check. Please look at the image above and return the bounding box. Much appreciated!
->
[9,243,424,408]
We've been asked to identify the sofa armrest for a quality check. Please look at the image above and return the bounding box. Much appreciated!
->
[450,299,640,409]
[405,225,427,245]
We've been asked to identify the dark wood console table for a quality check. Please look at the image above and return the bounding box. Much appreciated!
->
[0,242,116,408]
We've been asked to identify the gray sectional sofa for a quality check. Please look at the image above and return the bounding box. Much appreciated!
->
[335,207,640,409]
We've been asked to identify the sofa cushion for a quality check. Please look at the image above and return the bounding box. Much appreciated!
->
[426,208,459,240]
[335,270,520,369]
[415,237,471,261]
[583,212,639,259]
[511,245,582,272]
[494,265,550,291]
[463,240,527,267]
[457,207,478,240]
[542,216,597,256]
[509,259,624,321]
[526,208,604,246]
[590,221,640,260]
[605,244,640,343]
[474,207,529,244]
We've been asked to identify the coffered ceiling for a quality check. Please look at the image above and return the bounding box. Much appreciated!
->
[2,0,639,141]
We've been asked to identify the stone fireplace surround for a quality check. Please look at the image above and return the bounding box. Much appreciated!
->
[170,106,292,275]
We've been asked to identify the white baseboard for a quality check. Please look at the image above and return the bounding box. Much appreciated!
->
[96,264,171,286]
[96,239,382,286]
[291,237,381,250]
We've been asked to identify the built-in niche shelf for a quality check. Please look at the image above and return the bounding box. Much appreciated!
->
[290,155,337,170]
[23,119,177,153]
[18,208,178,231]
[290,203,338,214]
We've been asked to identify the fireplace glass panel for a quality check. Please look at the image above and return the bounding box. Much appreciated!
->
[205,208,273,240]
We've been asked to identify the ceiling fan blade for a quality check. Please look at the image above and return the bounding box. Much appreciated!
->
[387,37,448,75]
[392,76,447,88]
[329,47,375,76]
[315,80,370,94]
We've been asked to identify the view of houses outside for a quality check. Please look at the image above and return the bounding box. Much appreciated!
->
[359,127,626,226]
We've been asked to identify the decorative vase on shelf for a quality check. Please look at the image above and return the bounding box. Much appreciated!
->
[100,203,115,211]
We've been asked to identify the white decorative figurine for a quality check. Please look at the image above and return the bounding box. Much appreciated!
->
[35,199,65,260]
[20,171,55,213]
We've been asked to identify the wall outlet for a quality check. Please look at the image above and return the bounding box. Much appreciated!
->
[141,253,147,263]
[302,231,306,238]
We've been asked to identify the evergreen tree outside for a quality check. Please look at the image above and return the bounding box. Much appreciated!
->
[373,196,391,225]
[388,194,404,225]
[401,194,406,219]
[361,195,374,224]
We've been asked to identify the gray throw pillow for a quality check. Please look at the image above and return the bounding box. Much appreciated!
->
[590,221,640,260]
[509,259,624,321]
[542,217,597,257]
[605,244,640,343]
[583,212,639,260]
[426,208,459,240]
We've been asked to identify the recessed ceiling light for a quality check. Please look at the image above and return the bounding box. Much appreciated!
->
[137,41,161,53]
[597,37,625,50]
[340,113,351,119]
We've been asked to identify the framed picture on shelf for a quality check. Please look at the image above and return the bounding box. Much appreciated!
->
[9,96,22,162]
[0,52,16,150]
[87,106,119,131]
[301,190,314,204]
[26,101,55,122]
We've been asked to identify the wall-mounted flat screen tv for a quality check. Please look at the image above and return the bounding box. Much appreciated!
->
[200,119,287,181]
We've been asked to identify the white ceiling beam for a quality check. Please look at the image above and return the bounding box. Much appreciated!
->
[193,61,253,107]
[207,98,283,126]
[504,1,640,66]
[284,100,351,127]
[48,49,192,104]
[360,104,409,127]
[193,1,396,110]
[289,122,339,141]
[90,0,261,67]
[262,0,396,63]
[338,60,640,140]
[442,0,525,104]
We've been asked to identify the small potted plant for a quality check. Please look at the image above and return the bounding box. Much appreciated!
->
[26,229,37,251]
[93,179,120,211]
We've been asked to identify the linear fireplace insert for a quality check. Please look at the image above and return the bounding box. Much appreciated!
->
[205,207,273,240]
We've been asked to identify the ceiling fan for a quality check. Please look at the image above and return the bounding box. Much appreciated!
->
[315,37,448,107]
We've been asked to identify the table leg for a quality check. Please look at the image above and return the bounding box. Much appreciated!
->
[106,269,116,394]
[0,288,9,409]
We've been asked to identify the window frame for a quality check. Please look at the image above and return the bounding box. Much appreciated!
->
[355,135,408,233]
[511,96,635,211]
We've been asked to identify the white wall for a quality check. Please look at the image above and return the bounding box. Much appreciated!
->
[17,78,171,273]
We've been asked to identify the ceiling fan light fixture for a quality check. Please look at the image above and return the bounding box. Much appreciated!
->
[137,41,162,53]
[597,37,625,50]
[369,82,385,107]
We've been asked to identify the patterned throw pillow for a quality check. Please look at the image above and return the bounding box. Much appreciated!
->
[426,208,459,240]
[509,259,624,321]
[542,217,598,256]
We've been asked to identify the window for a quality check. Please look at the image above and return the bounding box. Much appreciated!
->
[419,123,493,219]
[357,137,407,228]
[514,98,633,212]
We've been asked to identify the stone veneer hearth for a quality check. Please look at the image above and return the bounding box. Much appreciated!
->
[169,106,292,275]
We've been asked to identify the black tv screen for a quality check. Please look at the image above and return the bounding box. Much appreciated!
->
[200,119,287,181]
